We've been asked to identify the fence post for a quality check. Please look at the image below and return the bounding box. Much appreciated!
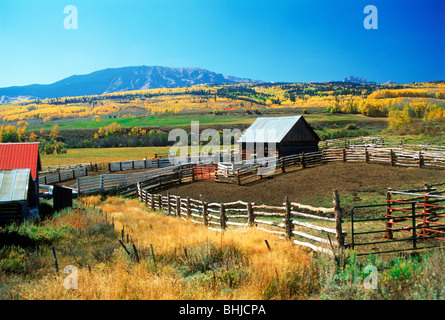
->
[176,196,181,217]
[284,196,292,240]
[186,197,191,220]
[201,196,208,226]
[100,175,104,190]
[342,148,346,163]
[390,149,394,166]
[167,192,171,215]
[247,202,254,227]
[418,151,422,168]
[150,192,155,211]
[301,152,305,168]
[157,194,162,210]
[108,162,112,172]
[365,147,369,164]
[333,190,344,248]
[236,169,241,186]
[220,203,226,230]
[384,188,393,239]
[51,245,59,276]
[144,190,149,207]
[422,193,428,237]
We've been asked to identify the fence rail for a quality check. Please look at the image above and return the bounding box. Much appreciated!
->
[216,146,445,185]
[108,153,240,173]
[39,162,97,174]
[321,136,445,152]
[108,158,172,172]
[385,189,445,241]
[39,167,90,185]
[137,184,346,254]
[350,187,445,256]
[76,164,193,194]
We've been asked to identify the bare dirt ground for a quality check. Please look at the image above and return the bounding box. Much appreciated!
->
[160,163,445,207]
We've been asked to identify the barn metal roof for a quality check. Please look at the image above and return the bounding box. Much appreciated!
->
[0,142,41,179]
[237,116,302,143]
[0,169,31,202]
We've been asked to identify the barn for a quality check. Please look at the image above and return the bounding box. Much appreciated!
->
[0,169,36,224]
[0,142,42,211]
[237,116,320,160]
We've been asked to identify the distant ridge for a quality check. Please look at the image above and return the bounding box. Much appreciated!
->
[341,76,376,84]
[0,66,261,103]
[315,76,394,85]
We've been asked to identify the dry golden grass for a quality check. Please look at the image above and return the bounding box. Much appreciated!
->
[15,196,316,300]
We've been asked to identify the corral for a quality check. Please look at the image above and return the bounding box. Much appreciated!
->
[160,162,445,206]
[34,139,445,256]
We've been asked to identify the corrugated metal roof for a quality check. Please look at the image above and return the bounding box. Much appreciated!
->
[237,116,302,143]
[0,142,41,179]
[0,169,31,202]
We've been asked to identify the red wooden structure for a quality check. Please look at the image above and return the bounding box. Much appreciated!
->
[385,189,445,242]
[193,164,216,181]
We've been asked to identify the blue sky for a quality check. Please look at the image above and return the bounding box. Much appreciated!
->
[0,0,444,87]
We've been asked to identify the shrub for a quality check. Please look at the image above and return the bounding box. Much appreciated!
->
[0,245,27,274]
[387,106,413,130]
[345,123,358,130]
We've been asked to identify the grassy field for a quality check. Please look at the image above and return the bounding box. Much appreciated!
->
[1,196,443,300]
[40,146,171,167]
[28,113,258,131]
[29,110,387,131]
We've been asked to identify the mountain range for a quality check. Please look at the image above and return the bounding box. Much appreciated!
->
[0,66,397,105]
[0,66,261,104]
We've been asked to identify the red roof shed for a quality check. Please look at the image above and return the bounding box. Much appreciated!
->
[0,142,42,180]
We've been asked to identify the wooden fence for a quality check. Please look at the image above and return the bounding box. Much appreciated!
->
[193,164,217,181]
[76,164,193,194]
[216,146,445,185]
[321,136,445,152]
[324,146,445,168]
[39,167,89,185]
[39,162,97,174]
[385,188,445,242]
[321,136,385,149]
[108,158,172,172]
[350,184,445,256]
[137,184,347,254]
[108,153,238,173]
